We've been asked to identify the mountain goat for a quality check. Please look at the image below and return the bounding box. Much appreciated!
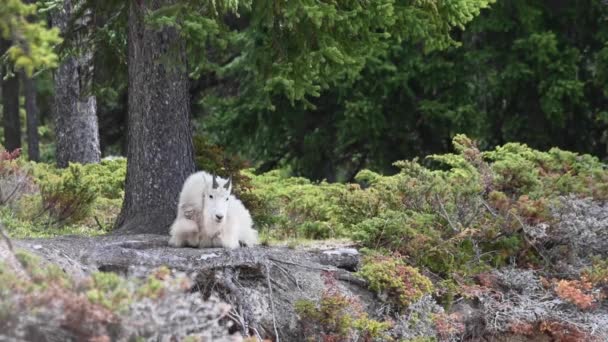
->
[168,171,259,249]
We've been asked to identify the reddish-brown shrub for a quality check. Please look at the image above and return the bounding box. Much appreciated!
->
[509,321,536,336]
[434,312,465,340]
[0,148,36,205]
[540,320,592,342]
[554,279,595,310]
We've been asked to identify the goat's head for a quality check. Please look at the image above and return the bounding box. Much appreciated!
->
[203,174,232,224]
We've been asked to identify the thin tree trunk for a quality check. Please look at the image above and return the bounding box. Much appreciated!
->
[20,0,40,161]
[1,39,22,152]
[114,0,195,234]
[51,0,100,168]
[22,72,40,161]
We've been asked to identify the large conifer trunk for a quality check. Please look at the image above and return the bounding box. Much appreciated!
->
[1,39,21,152]
[52,0,101,167]
[115,0,195,234]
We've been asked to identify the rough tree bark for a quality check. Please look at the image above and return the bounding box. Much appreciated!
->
[22,71,40,161]
[1,39,22,152]
[20,0,40,161]
[51,0,101,168]
[114,0,195,234]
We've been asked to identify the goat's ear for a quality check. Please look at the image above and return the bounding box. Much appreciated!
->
[212,173,219,189]
[224,176,232,190]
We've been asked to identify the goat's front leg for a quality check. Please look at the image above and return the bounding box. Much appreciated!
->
[169,218,200,247]
[180,203,201,221]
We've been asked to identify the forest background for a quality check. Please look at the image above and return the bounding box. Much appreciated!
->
[2,1,608,340]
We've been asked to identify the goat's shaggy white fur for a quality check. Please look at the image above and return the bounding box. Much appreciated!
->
[168,171,259,249]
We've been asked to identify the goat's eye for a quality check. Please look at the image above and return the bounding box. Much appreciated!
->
[225,198,229,201]
[209,195,213,199]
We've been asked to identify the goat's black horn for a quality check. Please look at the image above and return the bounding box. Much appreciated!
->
[224,176,232,190]
[212,173,219,189]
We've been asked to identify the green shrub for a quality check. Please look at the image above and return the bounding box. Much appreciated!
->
[1,158,126,237]
[295,272,392,341]
[37,164,97,225]
[336,184,394,229]
[352,210,437,256]
[14,250,70,289]
[484,142,608,199]
[359,255,433,311]
[0,206,109,238]
[349,135,608,278]
[248,169,345,239]
[583,257,608,289]
[82,158,127,199]
[30,158,126,200]
[485,143,543,196]
[86,271,132,313]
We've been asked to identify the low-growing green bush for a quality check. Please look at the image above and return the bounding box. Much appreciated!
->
[31,158,126,200]
[38,164,97,225]
[294,271,392,341]
[485,143,608,200]
[345,135,608,277]
[86,271,132,313]
[247,169,345,239]
[1,157,126,238]
[358,255,433,311]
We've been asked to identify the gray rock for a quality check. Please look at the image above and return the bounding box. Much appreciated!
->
[13,234,377,341]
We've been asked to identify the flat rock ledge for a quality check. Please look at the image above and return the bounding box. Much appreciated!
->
[14,234,374,341]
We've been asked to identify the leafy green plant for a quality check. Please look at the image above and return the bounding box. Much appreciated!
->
[247,169,345,239]
[359,256,433,311]
[1,158,126,237]
[295,271,392,341]
[37,164,97,225]
[82,158,127,199]
[86,271,132,313]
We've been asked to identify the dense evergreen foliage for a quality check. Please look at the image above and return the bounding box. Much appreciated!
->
[199,0,608,181]
[0,0,61,75]
[6,0,606,182]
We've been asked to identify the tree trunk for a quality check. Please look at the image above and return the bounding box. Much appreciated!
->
[1,39,21,152]
[21,0,40,161]
[22,72,40,161]
[51,0,100,168]
[114,0,195,234]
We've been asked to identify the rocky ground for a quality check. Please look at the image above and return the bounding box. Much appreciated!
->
[3,233,374,341]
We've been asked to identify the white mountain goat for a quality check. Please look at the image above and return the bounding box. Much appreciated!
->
[168,171,259,249]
